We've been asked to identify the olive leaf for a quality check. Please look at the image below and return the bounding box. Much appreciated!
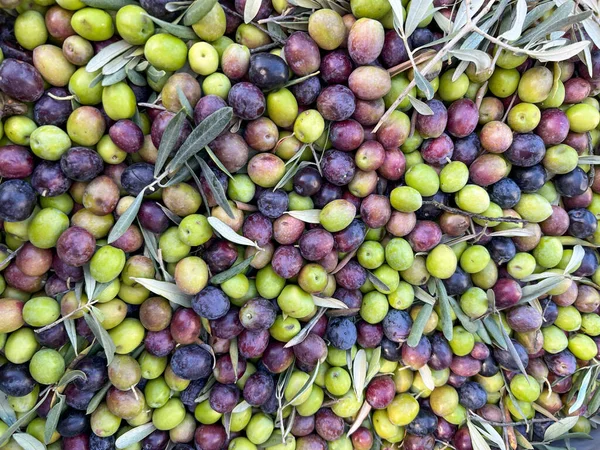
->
[466,420,492,450]
[115,423,157,449]
[452,0,485,32]
[64,319,79,356]
[587,384,600,416]
[482,316,507,349]
[543,416,580,442]
[365,346,381,385]
[418,365,435,391]
[0,393,16,426]
[204,145,234,180]
[196,156,236,219]
[108,190,145,244]
[569,366,594,413]
[0,390,50,447]
[528,40,592,62]
[412,70,434,100]
[154,110,188,177]
[523,2,555,29]
[127,69,147,87]
[183,0,217,25]
[311,295,348,309]
[87,40,134,72]
[404,0,433,36]
[500,325,527,377]
[230,338,239,380]
[413,286,436,306]
[82,0,135,8]
[87,382,111,414]
[244,0,261,23]
[435,279,453,341]
[353,349,367,398]
[284,308,326,348]
[12,433,46,450]
[347,401,372,436]
[470,414,507,450]
[283,360,320,408]
[131,277,192,307]
[284,209,322,224]
[565,245,585,274]
[448,296,479,333]
[166,107,233,174]
[232,401,251,414]
[367,271,391,293]
[44,395,65,444]
[407,95,434,115]
[449,49,492,73]
[84,313,116,365]
[157,203,183,225]
[83,264,96,302]
[407,303,433,347]
[210,256,254,285]
[142,13,198,39]
[207,217,263,250]
[518,277,567,304]
[176,86,194,118]
[101,68,127,86]
[58,370,87,387]
[498,0,527,41]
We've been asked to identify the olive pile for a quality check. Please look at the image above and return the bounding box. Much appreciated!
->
[1,0,600,449]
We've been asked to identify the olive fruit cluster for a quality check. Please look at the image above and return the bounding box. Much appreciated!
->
[1,0,600,449]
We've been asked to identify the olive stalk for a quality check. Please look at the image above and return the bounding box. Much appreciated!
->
[373,0,499,133]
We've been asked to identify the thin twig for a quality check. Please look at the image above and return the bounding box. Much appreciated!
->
[474,418,556,427]
[421,200,529,223]
[374,0,499,132]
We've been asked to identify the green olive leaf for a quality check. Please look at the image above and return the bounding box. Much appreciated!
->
[367,271,391,293]
[404,0,433,36]
[58,370,87,387]
[311,295,348,309]
[101,67,127,86]
[0,390,50,447]
[204,145,234,180]
[466,420,492,450]
[142,13,198,39]
[86,40,134,72]
[244,0,261,23]
[352,349,367,398]
[230,338,239,380]
[283,209,322,224]
[569,366,594,414]
[448,296,479,333]
[115,423,157,449]
[210,256,254,285]
[543,416,580,442]
[232,401,251,414]
[12,433,46,450]
[183,0,217,25]
[166,107,233,174]
[208,216,262,250]
[44,395,65,444]
[435,279,453,341]
[131,277,192,307]
[176,86,194,117]
[196,156,236,220]
[84,313,116,365]
[108,190,145,244]
[154,110,188,177]
[0,393,16,426]
[86,382,111,415]
[64,319,79,357]
[284,308,326,348]
[406,303,433,347]
[283,360,320,408]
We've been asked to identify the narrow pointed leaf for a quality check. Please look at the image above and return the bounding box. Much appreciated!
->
[131,277,192,307]
[210,256,254,285]
[154,110,187,176]
[116,423,157,449]
[208,217,262,249]
[86,40,133,72]
[183,0,218,25]
[84,314,116,365]
[407,303,433,347]
[108,190,145,244]
[142,14,198,39]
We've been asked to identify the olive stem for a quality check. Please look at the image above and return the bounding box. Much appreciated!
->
[373,0,499,133]
[421,200,529,223]
[35,300,99,333]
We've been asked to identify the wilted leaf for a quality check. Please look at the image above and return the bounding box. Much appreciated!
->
[116,423,157,449]
[131,277,192,307]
